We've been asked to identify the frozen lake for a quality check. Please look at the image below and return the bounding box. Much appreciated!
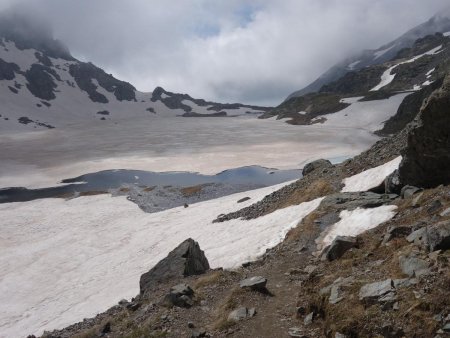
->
[0,112,385,189]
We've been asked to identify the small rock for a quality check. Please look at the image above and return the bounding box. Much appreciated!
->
[428,200,443,215]
[164,283,194,308]
[239,276,267,292]
[191,329,207,338]
[399,255,431,277]
[304,312,314,326]
[322,236,357,261]
[304,265,317,275]
[411,192,424,207]
[118,299,128,305]
[188,321,195,328]
[359,279,395,305]
[440,207,450,217]
[228,307,254,322]
[443,323,450,332]
[184,203,189,208]
[427,220,450,252]
[329,285,344,304]
[335,333,346,338]
[126,302,140,311]
[288,327,307,337]
[383,225,412,243]
[237,197,251,203]
[401,185,422,199]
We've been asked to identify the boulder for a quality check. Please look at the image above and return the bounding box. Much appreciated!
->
[322,236,357,261]
[428,220,450,252]
[383,225,413,243]
[359,279,396,305]
[302,159,332,176]
[398,75,450,188]
[140,238,210,295]
[239,276,267,292]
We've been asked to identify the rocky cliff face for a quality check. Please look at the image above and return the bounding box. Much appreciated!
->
[399,74,450,188]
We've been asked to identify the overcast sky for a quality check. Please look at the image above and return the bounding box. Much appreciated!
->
[1,0,449,105]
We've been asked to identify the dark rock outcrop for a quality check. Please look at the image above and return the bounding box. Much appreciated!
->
[139,238,210,295]
[398,75,450,188]
[69,62,136,103]
[24,64,60,101]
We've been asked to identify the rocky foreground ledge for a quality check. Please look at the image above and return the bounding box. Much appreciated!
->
[38,77,450,337]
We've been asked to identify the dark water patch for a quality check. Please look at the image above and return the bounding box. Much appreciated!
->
[0,166,302,204]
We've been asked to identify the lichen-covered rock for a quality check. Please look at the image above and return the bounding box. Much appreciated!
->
[140,238,210,295]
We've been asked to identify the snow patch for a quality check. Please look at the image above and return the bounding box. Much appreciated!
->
[426,68,436,77]
[319,94,408,133]
[0,182,323,337]
[371,45,443,91]
[443,31,450,37]
[318,205,398,249]
[422,80,434,86]
[342,156,402,192]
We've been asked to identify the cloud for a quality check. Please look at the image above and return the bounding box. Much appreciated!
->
[1,0,449,105]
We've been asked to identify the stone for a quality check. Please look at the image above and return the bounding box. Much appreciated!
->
[140,238,210,295]
[406,227,428,248]
[188,321,195,328]
[443,323,450,332]
[401,185,422,199]
[411,192,424,207]
[335,333,346,338]
[329,284,344,304]
[383,225,413,243]
[440,207,450,217]
[288,327,308,338]
[359,279,395,305]
[398,75,450,188]
[428,200,443,215]
[393,278,419,288]
[399,255,431,277]
[191,329,207,338]
[304,312,314,325]
[385,170,403,195]
[237,197,251,203]
[228,307,254,322]
[427,220,450,252]
[304,265,317,275]
[302,159,332,176]
[239,276,267,291]
[322,236,357,261]
[164,283,194,308]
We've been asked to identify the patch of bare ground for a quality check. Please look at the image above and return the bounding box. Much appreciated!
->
[180,185,204,197]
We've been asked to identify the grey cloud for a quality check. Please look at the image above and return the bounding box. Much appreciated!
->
[1,0,449,105]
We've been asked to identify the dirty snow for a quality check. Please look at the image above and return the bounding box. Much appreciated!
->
[319,94,408,133]
[318,205,398,249]
[444,31,450,37]
[0,182,323,337]
[371,45,443,91]
[342,156,402,192]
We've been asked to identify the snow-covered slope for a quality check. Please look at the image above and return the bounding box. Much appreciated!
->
[0,182,323,337]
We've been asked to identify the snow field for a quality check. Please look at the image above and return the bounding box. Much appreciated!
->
[0,182,323,337]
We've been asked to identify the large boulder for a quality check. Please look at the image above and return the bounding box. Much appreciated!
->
[302,159,332,176]
[140,238,210,295]
[398,75,450,188]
